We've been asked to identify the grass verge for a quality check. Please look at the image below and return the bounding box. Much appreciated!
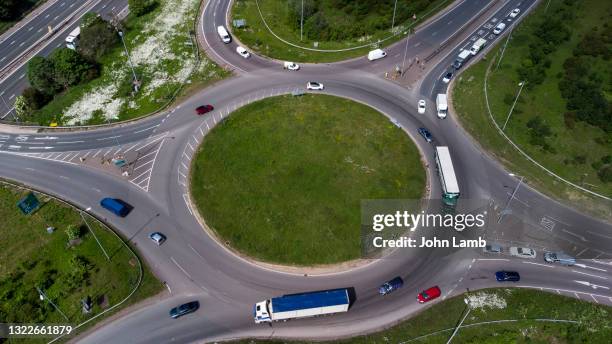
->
[191,94,425,265]
[0,182,162,343]
[231,0,450,63]
[29,0,229,126]
[452,0,612,220]
[233,288,612,343]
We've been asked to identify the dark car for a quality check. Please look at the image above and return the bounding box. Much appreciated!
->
[100,198,132,217]
[379,276,404,295]
[418,127,433,143]
[442,71,453,83]
[169,301,199,319]
[452,60,462,69]
[495,271,520,282]
[195,105,214,115]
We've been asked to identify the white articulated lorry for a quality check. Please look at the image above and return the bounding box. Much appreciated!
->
[436,94,448,119]
[254,289,350,323]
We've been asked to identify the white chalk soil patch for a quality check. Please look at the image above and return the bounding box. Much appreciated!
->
[63,0,205,125]
[465,291,507,310]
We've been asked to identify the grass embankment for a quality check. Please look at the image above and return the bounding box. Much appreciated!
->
[452,0,612,219]
[31,0,228,126]
[234,288,612,343]
[231,0,449,63]
[191,94,425,265]
[0,183,161,343]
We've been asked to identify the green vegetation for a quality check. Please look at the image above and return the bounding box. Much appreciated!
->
[234,288,612,343]
[452,0,612,218]
[231,0,449,62]
[0,183,162,343]
[0,0,42,34]
[191,94,425,265]
[20,0,228,126]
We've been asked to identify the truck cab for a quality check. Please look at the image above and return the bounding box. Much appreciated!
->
[253,301,271,324]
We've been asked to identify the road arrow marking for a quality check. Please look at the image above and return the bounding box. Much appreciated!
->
[574,263,607,272]
[562,229,588,242]
[571,270,607,280]
[574,280,610,290]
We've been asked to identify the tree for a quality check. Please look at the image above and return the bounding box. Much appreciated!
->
[78,16,119,62]
[128,0,157,16]
[13,95,30,120]
[65,224,81,241]
[27,56,59,96]
[0,0,16,21]
[49,48,95,88]
[21,87,50,110]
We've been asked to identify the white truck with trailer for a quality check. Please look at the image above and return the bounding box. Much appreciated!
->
[469,38,487,55]
[436,94,448,119]
[254,289,350,323]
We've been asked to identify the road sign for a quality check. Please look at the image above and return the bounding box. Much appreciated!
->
[17,192,40,215]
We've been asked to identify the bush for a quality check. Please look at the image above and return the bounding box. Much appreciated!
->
[128,0,158,16]
[65,224,81,241]
[598,164,612,183]
[22,87,50,110]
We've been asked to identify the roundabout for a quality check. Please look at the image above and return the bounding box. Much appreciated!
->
[0,0,611,343]
[190,94,425,265]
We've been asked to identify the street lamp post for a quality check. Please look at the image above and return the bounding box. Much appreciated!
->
[118,30,139,92]
[36,286,70,321]
[391,0,398,30]
[501,81,525,131]
[498,173,524,223]
[300,0,304,41]
[447,297,472,343]
[81,208,110,261]
[401,29,411,75]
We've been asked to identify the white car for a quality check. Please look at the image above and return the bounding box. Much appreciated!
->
[509,8,520,18]
[236,46,250,58]
[442,71,453,83]
[283,61,300,71]
[509,246,536,259]
[306,82,324,90]
[493,22,506,35]
[417,99,426,114]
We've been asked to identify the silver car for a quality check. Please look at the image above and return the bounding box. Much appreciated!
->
[509,246,536,259]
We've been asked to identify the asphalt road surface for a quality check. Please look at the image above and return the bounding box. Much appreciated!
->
[0,0,610,343]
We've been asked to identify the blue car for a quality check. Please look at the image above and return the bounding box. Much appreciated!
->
[379,277,404,295]
[495,271,520,282]
[418,127,433,143]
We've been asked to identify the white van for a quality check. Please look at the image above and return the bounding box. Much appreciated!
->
[367,49,387,61]
[217,26,231,43]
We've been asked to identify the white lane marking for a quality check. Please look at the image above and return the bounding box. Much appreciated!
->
[477,258,510,261]
[27,146,53,150]
[133,124,160,134]
[57,140,85,144]
[522,261,554,268]
[59,176,69,180]
[591,294,598,303]
[8,145,21,149]
[92,149,102,158]
[91,187,101,193]
[123,142,141,153]
[576,247,589,257]
[97,135,121,141]
[34,136,58,140]
[136,149,157,161]
[130,168,152,182]
[182,194,193,215]
[133,159,153,171]
[170,257,192,279]
[571,270,607,280]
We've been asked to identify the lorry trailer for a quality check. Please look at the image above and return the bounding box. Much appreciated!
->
[254,289,350,323]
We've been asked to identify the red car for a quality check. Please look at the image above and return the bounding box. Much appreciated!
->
[417,286,441,303]
[195,104,214,115]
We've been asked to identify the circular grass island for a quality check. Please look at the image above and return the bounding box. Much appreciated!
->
[191,94,425,266]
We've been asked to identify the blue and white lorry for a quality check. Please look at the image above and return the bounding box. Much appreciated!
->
[254,289,350,323]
